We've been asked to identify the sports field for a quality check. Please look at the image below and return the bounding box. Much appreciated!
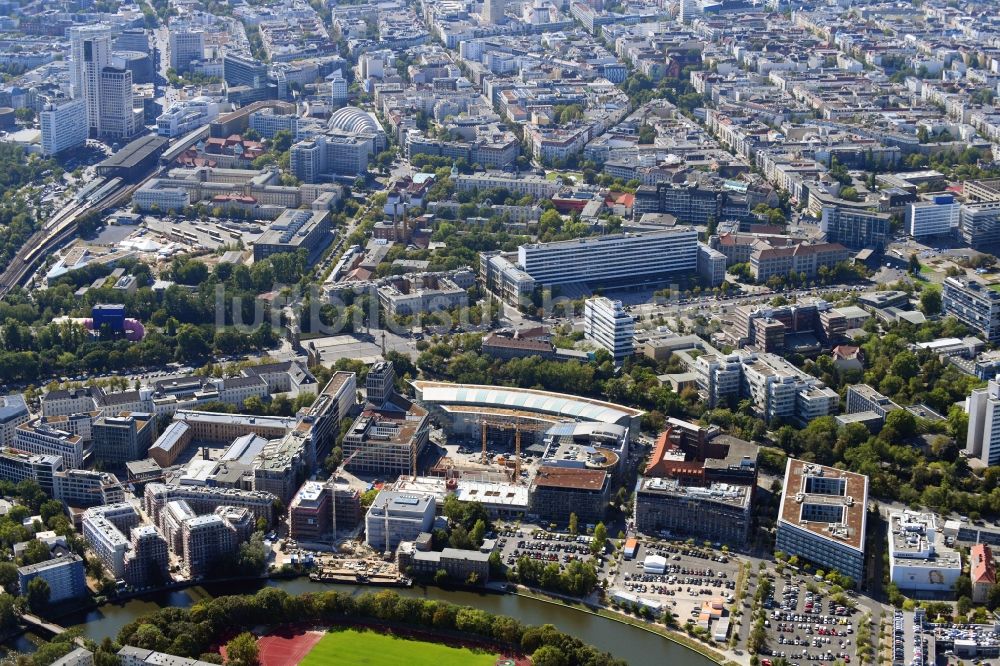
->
[298,628,499,666]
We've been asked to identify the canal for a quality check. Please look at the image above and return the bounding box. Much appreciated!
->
[58,577,718,666]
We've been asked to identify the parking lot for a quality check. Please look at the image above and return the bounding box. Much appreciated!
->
[494,526,614,587]
[760,572,862,665]
[609,539,741,622]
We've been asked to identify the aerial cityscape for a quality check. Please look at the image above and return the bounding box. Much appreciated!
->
[2,0,1000,664]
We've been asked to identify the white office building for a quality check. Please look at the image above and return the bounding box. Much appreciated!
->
[364,491,435,552]
[330,70,348,105]
[966,378,1000,466]
[517,229,699,287]
[156,98,220,138]
[908,196,960,238]
[887,510,962,597]
[14,422,85,470]
[40,98,88,156]
[584,297,635,360]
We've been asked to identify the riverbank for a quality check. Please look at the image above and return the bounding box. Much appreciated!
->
[53,573,720,666]
[510,586,747,666]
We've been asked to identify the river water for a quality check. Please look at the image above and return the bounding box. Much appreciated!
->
[57,577,717,666]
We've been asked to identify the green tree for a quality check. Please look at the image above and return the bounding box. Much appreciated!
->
[225,632,259,666]
[0,562,17,593]
[591,522,607,555]
[26,576,50,613]
[532,645,569,666]
[470,519,486,548]
[920,284,942,315]
[568,512,579,535]
[19,538,51,566]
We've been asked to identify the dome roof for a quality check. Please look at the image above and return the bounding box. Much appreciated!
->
[327,107,380,134]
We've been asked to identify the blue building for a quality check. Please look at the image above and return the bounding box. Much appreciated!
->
[18,553,87,602]
[92,304,126,337]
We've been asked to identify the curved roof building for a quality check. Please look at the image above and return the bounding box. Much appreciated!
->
[411,380,643,440]
[328,107,382,135]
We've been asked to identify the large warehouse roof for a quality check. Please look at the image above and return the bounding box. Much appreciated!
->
[411,380,643,426]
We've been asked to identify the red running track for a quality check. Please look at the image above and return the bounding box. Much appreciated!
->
[246,629,324,666]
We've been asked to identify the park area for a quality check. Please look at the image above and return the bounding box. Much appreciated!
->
[253,627,521,666]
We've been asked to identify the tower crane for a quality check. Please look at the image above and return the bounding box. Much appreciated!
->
[477,417,550,481]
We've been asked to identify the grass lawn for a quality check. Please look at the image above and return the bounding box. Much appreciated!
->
[299,629,498,666]
[988,283,1000,293]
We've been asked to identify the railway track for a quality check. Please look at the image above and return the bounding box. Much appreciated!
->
[0,175,154,297]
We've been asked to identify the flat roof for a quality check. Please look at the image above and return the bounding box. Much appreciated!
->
[532,466,607,491]
[98,134,169,170]
[778,458,868,553]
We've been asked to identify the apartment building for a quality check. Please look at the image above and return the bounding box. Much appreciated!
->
[40,97,88,156]
[694,354,743,408]
[584,297,635,360]
[17,554,87,603]
[288,479,362,542]
[182,506,254,578]
[943,277,1000,343]
[840,384,901,432]
[82,503,140,579]
[775,459,868,584]
[480,252,536,308]
[143,483,276,526]
[124,525,169,589]
[966,378,1000,466]
[695,352,837,425]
